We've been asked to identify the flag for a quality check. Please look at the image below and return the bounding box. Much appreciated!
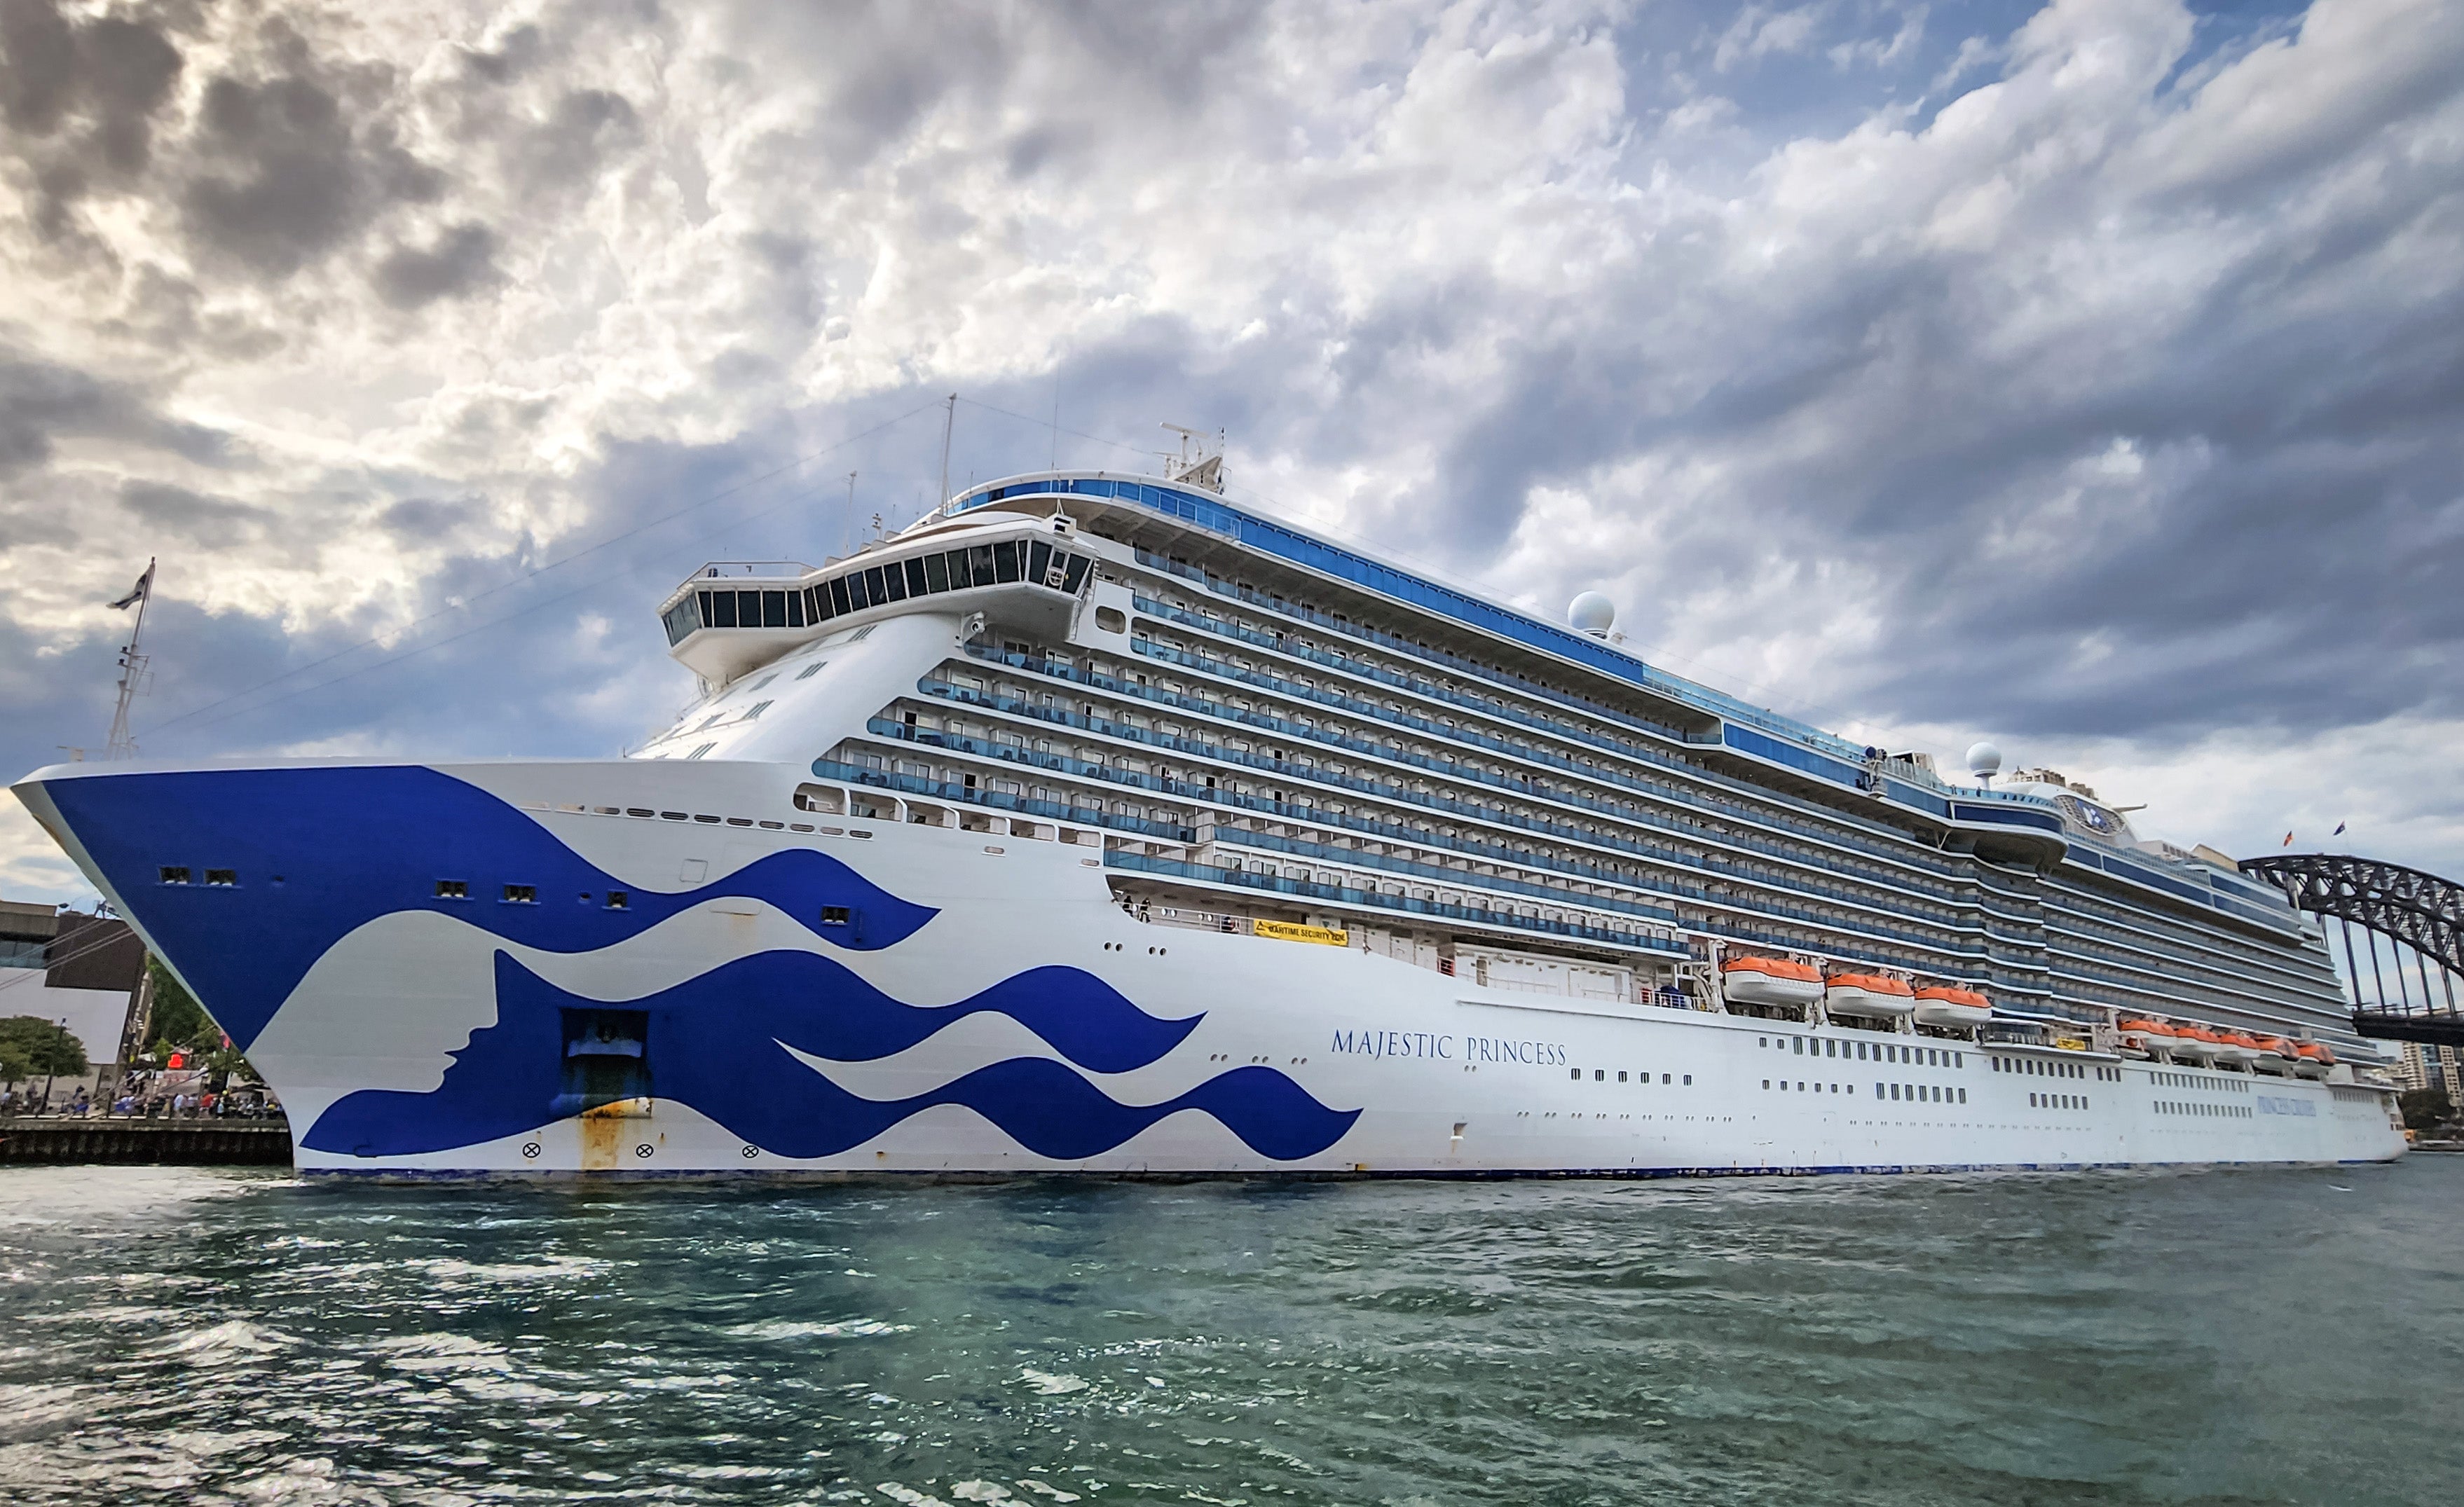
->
[107,562,153,610]
[2282,832,2294,846]
[2333,822,2346,837]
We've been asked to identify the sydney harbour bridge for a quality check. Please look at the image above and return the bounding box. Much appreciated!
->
[2240,854,2464,1048]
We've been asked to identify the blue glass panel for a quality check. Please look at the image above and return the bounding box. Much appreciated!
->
[1722,725,1859,786]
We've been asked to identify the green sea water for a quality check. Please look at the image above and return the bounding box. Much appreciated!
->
[1,1158,2456,1505]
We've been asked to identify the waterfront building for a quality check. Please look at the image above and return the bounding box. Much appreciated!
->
[0,897,146,1102]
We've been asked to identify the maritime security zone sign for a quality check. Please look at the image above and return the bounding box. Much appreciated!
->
[1327,1028,1568,1066]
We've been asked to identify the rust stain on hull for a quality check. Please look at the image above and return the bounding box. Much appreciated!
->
[578,1098,652,1172]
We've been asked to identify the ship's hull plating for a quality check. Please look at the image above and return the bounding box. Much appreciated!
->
[13,759,2406,1178]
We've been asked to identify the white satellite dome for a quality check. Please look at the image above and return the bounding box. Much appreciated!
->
[1966,741,2004,778]
[1568,591,1616,636]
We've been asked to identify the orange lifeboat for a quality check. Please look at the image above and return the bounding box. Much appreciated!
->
[1825,972,1916,1020]
[2252,1035,2295,1074]
[2114,1017,2168,1057]
[2213,1031,2262,1068]
[1720,956,1825,1008]
[2167,1025,2219,1063]
[2290,1041,2336,1079]
[1912,984,1993,1030]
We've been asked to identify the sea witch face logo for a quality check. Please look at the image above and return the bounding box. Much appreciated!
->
[306,950,1364,1163]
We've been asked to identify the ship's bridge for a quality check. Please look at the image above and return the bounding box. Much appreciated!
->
[656,511,1098,683]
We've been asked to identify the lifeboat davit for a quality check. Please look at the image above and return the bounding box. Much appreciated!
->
[1720,956,1824,1008]
[2167,1026,2218,1063]
[2212,1031,2262,1068]
[2252,1035,2295,1074]
[2290,1041,2336,1079]
[1911,984,1992,1029]
[1825,972,1916,1019]
[2114,1017,2168,1058]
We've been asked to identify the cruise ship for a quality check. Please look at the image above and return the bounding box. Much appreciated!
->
[12,457,2407,1176]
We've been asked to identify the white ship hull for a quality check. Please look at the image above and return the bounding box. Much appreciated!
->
[14,757,2406,1178]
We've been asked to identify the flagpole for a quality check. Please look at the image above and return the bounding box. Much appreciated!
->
[104,558,154,761]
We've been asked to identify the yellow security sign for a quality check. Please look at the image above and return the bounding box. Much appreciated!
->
[1252,918,1350,947]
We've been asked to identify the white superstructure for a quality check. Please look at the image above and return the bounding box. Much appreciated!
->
[11,466,2405,1176]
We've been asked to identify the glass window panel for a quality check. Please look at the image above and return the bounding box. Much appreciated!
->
[1029,540,1052,584]
[762,590,787,628]
[737,589,762,625]
[849,572,872,610]
[863,567,889,605]
[994,539,1021,582]
[711,589,738,628]
[924,553,950,593]
[787,589,805,628]
[945,549,971,588]
[830,577,853,616]
[1061,553,1090,593]
[905,558,928,597]
[970,544,997,586]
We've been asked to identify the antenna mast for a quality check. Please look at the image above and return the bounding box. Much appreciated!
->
[104,558,156,761]
[937,392,957,506]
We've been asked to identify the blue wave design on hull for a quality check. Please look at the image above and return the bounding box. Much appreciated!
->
[35,765,938,1050]
[304,951,1360,1163]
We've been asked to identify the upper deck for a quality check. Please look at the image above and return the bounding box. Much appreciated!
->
[935,472,2302,940]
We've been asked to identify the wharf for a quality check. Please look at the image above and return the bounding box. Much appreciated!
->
[0,1115,292,1167]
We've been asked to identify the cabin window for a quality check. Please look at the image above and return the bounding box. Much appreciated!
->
[925,553,951,593]
[159,866,191,884]
[204,869,236,886]
[969,544,998,587]
[905,558,929,596]
[605,891,629,910]
[710,590,738,628]
[502,884,537,904]
[1029,540,1053,584]
[994,539,1022,583]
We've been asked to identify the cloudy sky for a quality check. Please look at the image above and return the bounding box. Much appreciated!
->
[3,0,2460,907]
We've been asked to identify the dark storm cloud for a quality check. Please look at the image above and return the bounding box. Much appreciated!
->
[118,479,275,546]
[372,221,500,309]
[376,495,480,542]
[179,52,442,277]
[0,0,185,232]
[0,352,231,478]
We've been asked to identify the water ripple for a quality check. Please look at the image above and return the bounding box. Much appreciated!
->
[0,1162,2458,1503]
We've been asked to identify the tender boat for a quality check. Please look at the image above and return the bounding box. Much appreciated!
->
[2168,1026,2219,1064]
[1720,955,1825,1009]
[2212,1031,2262,1068]
[2252,1035,2294,1074]
[1910,983,1993,1030]
[1823,972,1916,1019]
[2114,1017,2168,1057]
[2291,1041,2336,1079]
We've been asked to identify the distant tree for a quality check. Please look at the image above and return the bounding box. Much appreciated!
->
[2399,1089,2453,1132]
[144,958,224,1059]
[0,1015,88,1083]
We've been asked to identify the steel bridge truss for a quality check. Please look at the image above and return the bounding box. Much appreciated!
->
[2240,853,2464,1047]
